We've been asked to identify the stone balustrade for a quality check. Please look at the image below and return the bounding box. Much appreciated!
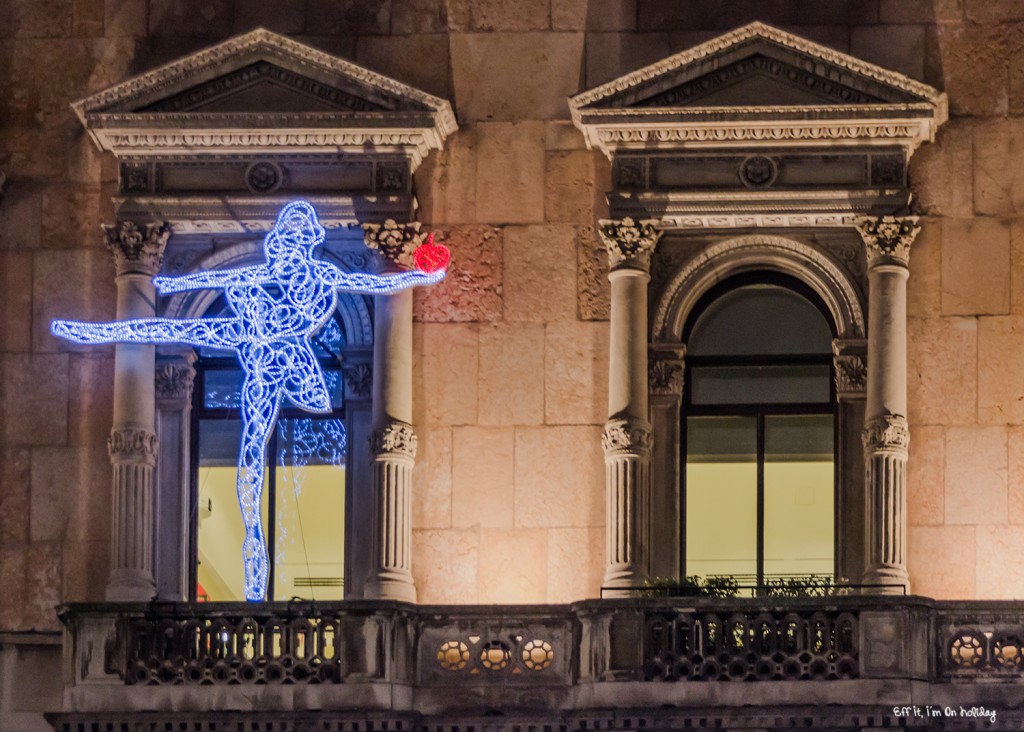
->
[47,598,1024,730]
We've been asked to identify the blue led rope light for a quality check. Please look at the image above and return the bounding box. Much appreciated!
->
[52,201,447,601]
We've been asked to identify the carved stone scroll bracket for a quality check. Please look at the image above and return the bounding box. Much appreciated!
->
[856,216,920,269]
[108,427,159,467]
[104,220,171,277]
[862,414,910,457]
[362,220,424,269]
[598,217,663,271]
[832,338,867,400]
[370,420,418,460]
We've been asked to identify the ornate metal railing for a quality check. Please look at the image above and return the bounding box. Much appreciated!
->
[643,606,859,681]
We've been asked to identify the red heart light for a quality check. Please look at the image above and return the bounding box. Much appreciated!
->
[414,233,450,273]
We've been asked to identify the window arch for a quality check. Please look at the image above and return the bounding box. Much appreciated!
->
[682,273,837,591]
[649,234,867,590]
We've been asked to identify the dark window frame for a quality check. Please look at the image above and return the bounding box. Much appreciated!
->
[679,271,839,592]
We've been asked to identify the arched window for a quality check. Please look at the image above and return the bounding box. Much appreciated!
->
[682,273,837,591]
[191,295,348,602]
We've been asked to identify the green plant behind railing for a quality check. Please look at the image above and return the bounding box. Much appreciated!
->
[642,574,848,598]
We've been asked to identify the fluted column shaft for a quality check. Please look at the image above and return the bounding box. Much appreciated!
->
[362,220,424,602]
[599,218,662,594]
[857,216,919,595]
[105,221,169,601]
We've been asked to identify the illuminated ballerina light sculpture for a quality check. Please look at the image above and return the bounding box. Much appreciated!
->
[52,200,449,601]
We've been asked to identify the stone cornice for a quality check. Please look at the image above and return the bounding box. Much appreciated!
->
[569,22,947,158]
[71,28,456,166]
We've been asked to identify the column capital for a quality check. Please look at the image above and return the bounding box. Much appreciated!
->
[362,219,425,269]
[832,338,867,400]
[649,359,685,397]
[862,414,910,455]
[108,427,158,466]
[104,220,170,277]
[370,420,418,459]
[598,217,662,271]
[602,417,653,457]
[856,216,920,269]
[155,359,196,408]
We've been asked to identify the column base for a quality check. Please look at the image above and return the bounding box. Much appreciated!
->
[861,564,910,595]
[602,566,650,597]
[105,569,157,602]
[364,571,417,603]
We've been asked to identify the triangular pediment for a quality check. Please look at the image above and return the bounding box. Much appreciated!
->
[73,28,455,161]
[570,22,946,156]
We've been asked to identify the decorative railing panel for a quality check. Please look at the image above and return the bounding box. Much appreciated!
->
[643,607,859,681]
[938,605,1024,680]
[416,610,573,686]
[123,603,398,685]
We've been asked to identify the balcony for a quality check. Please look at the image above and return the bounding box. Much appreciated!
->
[47,597,1024,730]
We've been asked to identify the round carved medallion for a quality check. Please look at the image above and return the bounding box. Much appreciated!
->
[244,161,283,194]
[739,155,778,188]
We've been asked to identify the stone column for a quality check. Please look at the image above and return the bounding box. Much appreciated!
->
[361,220,424,602]
[104,220,170,601]
[598,218,662,594]
[154,351,196,600]
[856,216,919,595]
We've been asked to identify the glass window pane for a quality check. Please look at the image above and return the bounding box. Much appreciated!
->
[196,418,269,601]
[686,416,757,580]
[204,368,344,410]
[273,418,347,601]
[688,284,833,356]
[690,364,831,405]
[763,415,834,578]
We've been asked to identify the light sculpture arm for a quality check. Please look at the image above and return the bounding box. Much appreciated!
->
[315,232,451,294]
[154,263,273,294]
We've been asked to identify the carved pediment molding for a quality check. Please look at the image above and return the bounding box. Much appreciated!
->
[72,28,456,166]
[570,21,946,158]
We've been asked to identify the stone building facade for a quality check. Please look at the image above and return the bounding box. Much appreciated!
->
[2,1,1024,730]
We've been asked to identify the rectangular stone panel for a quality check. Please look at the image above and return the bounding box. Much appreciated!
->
[544,150,610,225]
[908,425,944,526]
[478,323,544,426]
[547,526,604,603]
[355,33,451,100]
[477,528,548,603]
[907,121,973,218]
[907,221,940,318]
[475,122,546,225]
[503,225,577,323]
[414,226,502,323]
[976,526,1024,599]
[412,426,453,531]
[908,526,975,600]
[944,426,1007,526]
[514,425,603,528]
[415,323,478,427]
[1009,426,1024,525]
[412,528,479,604]
[452,426,515,529]
[584,31,670,88]
[544,321,608,425]
[451,34,584,122]
[906,316,977,426]
[935,23,1008,117]
[941,217,1010,316]
[978,316,1024,424]
[1,354,69,446]
[0,252,33,353]
[32,248,116,354]
[0,448,30,545]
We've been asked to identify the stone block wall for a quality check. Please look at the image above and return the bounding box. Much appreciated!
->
[2,0,1024,619]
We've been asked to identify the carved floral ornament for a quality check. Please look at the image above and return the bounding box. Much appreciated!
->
[362,220,425,268]
[862,414,910,454]
[104,220,171,276]
[371,420,418,459]
[602,418,653,456]
[649,359,685,396]
[155,362,196,403]
[856,216,920,268]
[108,427,159,464]
[597,217,663,268]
